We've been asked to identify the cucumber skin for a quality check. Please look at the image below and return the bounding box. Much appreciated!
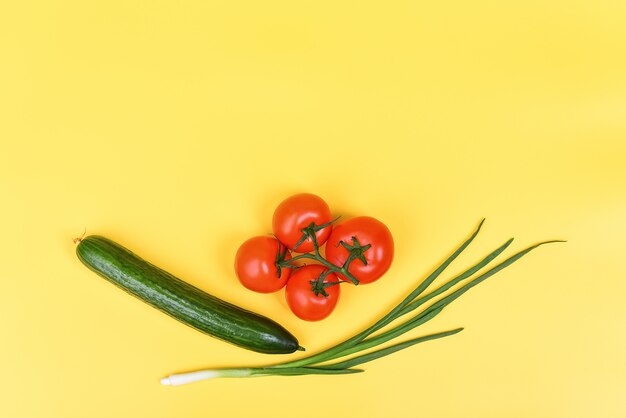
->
[76,235,300,354]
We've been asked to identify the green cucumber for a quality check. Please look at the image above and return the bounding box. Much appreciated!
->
[76,235,302,354]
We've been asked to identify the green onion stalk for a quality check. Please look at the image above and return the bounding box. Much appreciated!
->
[161,219,563,386]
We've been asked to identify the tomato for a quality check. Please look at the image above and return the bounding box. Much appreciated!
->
[234,236,291,293]
[272,193,333,253]
[324,216,394,284]
[285,265,340,321]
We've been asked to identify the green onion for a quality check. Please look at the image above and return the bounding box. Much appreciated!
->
[161,220,563,386]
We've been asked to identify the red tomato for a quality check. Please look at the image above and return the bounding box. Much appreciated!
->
[272,193,333,253]
[325,216,394,284]
[234,236,291,293]
[285,265,340,321]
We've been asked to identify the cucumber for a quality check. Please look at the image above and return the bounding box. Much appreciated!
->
[76,235,302,354]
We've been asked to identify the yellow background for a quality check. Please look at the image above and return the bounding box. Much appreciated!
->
[1,1,625,417]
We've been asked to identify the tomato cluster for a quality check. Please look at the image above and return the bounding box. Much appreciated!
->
[234,193,394,321]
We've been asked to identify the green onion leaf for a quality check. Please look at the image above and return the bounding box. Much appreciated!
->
[355,240,564,354]
[319,328,464,370]
[254,367,364,376]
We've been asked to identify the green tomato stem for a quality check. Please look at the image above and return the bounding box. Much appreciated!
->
[279,251,360,285]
